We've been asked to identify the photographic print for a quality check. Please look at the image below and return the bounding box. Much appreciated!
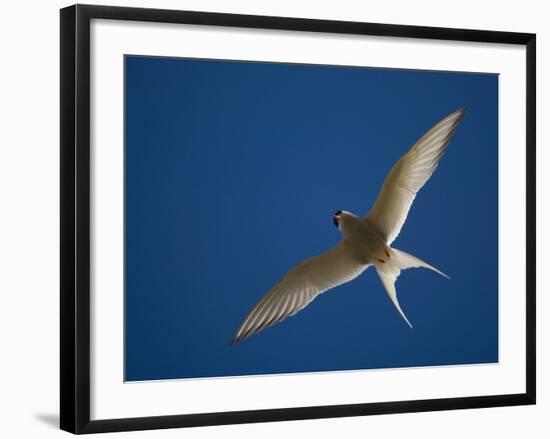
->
[61,5,535,433]
[124,56,498,382]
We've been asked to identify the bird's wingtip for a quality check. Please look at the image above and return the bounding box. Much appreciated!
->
[453,107,468,119]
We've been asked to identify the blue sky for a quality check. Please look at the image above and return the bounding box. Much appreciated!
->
[124,55,498,381]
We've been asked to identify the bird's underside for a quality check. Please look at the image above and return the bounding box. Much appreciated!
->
[231,107,466,345]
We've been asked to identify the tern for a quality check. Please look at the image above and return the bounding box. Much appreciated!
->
[231,108,466,345]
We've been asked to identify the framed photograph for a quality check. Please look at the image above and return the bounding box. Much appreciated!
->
[60,4,536,434]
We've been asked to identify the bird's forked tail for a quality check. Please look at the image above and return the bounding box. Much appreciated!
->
[375,248,449,328]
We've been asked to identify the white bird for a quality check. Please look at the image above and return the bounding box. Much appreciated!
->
[231,108,466,345]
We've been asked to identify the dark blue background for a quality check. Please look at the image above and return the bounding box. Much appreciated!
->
[125,56,498,381]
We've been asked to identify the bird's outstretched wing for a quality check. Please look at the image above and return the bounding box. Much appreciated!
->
[231,241,368,344]
[365,108,466,245]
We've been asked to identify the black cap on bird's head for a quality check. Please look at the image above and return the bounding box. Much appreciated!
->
[333,210,342,227]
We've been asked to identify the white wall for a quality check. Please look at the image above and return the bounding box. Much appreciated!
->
[0,0,546,437]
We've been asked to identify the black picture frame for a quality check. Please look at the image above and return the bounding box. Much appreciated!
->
[60,4,536,434]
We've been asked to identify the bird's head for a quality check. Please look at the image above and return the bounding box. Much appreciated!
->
[333,210,357,232]
[333,210,343,228]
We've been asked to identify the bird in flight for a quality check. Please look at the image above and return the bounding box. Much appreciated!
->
[231,108,466,345]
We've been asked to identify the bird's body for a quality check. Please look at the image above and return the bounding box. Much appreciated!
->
[338,212,390,264]
[231,108,466,345]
